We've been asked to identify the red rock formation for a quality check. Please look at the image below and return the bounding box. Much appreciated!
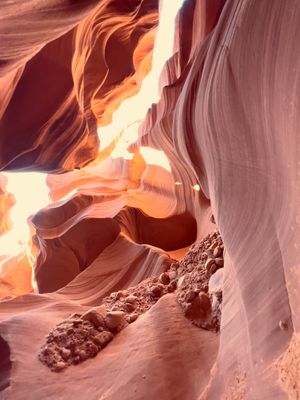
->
[0,0,158,171]
[1,0,300,399]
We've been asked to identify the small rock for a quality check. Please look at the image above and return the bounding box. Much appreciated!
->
[209,268,224,294]
[207,263,218,277]
[93,331,114,347]
[128,313,139,323]
[105,311,128,332]
[84,341,100,357]
[53,361,67,372]
[215,258,224,267]
[61,348,71,360]
[213,247,222,258]
[210,214,216,224]
[149,285,162,297]
[125,295,138,304]
[168,270,177,280]
[184,292,211,321]
[81,309,105,328]
[279,320,288,331]
[115,291,125,300]
[167,280,177,292]
[159,272,170,285]
[209,242,218,250]
[177,275,187,290]
[205,258,215,271]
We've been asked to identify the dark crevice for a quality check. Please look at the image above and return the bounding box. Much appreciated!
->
[0,334,12,392]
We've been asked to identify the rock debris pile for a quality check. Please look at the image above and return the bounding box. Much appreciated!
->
[174,230,224,330]
[39,309,127,372]
[39,230,224,372]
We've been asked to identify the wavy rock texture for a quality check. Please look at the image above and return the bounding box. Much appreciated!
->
[0,0,158,171]
[1,0,300,399]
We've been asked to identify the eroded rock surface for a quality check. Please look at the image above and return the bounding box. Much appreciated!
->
[39,231,224,372]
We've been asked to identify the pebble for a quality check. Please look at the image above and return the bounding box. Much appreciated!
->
[205,258,215,271]
[115,291,125,300]
[105,311,127,332]
[279,320,288,331]
[209,242,218,250]
[209,268,224,294]
[168,270,177,280]
[61,348,71,360]
[125,295,139,304]
[81,309,105,328]
[167,280,177,292]
[177,275,187,290]
[159,272,170,285]
[128,313,139,323]
[149,285,162,297]
[215,258,224,267]
[213,247,222,258]
[93,331,114,347]
[184,292,211,321]
[54,361,67,372]
[207,263,218,277]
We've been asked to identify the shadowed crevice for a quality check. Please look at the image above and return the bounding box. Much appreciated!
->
[0,334,12,392]
[116,208,197,251]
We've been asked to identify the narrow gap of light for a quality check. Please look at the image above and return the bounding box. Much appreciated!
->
[98,0,186,158]
[0,0,186,274]
[139,146,171,172]
[0,172,49,259]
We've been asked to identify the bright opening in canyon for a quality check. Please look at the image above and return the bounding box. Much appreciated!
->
[0,0,185,276]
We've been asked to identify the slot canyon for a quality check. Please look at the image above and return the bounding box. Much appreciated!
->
[0,0,300,399]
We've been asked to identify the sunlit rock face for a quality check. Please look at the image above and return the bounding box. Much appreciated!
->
[1,0,300,399]
[0,0,158,171]
[0,174,14,236]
